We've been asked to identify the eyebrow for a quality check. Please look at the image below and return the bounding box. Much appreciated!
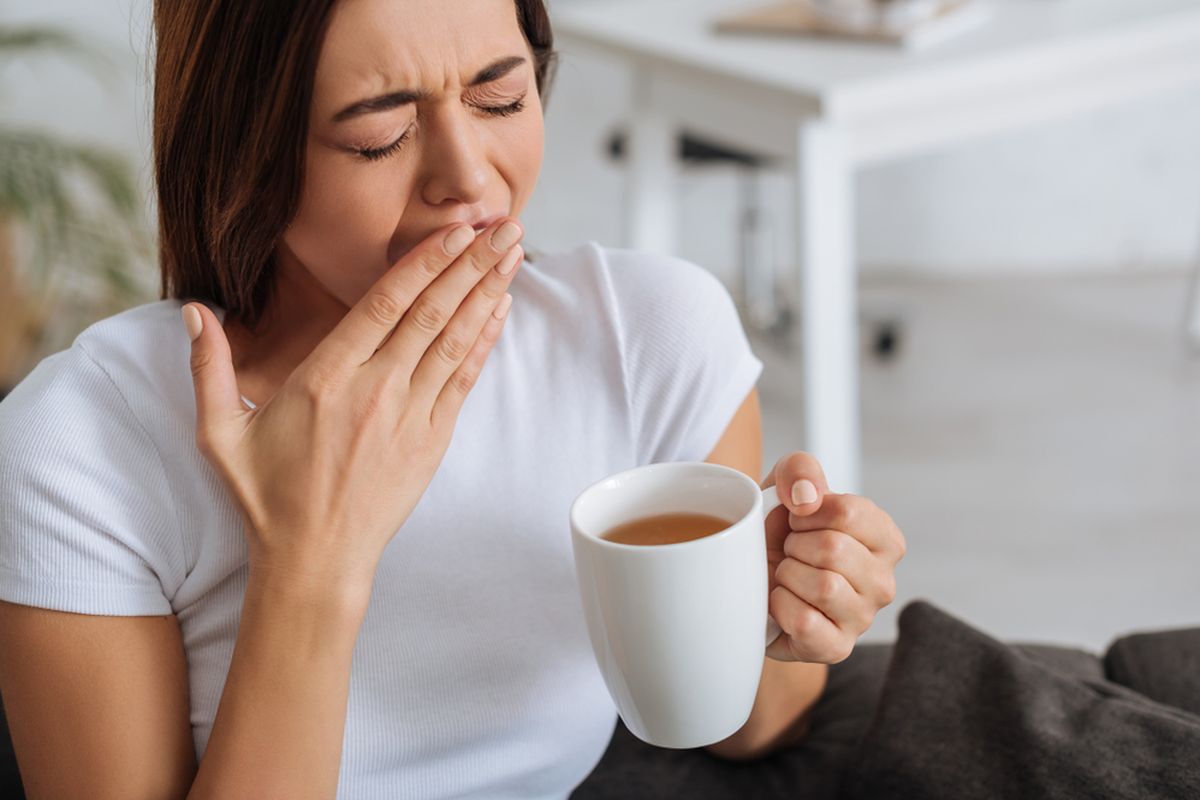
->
[331,55,528,123]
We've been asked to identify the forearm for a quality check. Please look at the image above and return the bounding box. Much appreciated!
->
[704,658,828,761]
[187,564,370,799]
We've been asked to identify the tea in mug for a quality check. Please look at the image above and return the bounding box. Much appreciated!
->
[600,512,734,546]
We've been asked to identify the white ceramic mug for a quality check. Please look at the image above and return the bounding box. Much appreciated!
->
[569,461,784,749]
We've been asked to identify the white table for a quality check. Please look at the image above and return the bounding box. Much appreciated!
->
[552,0,1200,492]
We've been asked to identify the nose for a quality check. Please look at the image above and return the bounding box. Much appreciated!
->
[418,105,489,209]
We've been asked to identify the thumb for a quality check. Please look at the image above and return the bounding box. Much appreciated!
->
[182,302,243,451]
[761,451,829,517]
[761,452,829,582]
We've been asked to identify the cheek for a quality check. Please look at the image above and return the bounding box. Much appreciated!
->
[283,148,415,302]
[505,106,545,216]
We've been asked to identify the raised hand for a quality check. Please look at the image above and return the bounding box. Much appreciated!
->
[182,218,526,603]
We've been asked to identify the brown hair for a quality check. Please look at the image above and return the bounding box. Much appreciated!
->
[153,1,557,329]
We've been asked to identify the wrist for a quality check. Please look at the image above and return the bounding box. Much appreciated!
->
[705,659,827,760]
[247,552,376,623]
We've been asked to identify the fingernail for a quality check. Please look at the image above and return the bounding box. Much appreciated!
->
[792,479,818,506]
[493,293,513,320]
[490,221,522,251]
[445,225,476,255]
[496,245,523,276]
[181,304,203,341]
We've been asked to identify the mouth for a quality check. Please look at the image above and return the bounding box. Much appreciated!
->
[470,213,504,232]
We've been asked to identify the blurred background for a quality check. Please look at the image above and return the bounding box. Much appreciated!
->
[2,0,1198,651]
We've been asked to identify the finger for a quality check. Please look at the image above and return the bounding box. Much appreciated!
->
[774,557,872,637]
[761,451,830,559]
[310,221,481,373]
[783,529,884,601]
[430,291,512,429]
[374,218,522,378]
[400,242,522,407]
[789,493,902,558]
[182,302,244,458]
[760,451,830,517]
[767,586,853,664]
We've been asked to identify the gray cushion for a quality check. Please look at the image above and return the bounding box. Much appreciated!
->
[572,642,894,800]
[1105,627,1200,717]
[838,602,1200,800]
[573,628,1120,799]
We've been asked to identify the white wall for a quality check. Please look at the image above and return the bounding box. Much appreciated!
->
[5,0,1199,282]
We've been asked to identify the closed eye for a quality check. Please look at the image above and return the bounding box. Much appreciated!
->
[475,96,526,118]
[352,93,528,162]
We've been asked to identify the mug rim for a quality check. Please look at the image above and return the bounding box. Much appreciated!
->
[569,461,763,551]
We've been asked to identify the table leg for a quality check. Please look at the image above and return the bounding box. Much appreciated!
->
[1185,230,1200,352]
[624,75,677,255]
[793,120,861,493]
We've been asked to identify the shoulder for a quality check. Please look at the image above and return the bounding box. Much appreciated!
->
[527,240,724,292]
[70,300,192,396]
[596,244,727,295]
[522,241,735,325]
[524,242,761,464]
[0,300,191,476]
[0,302,189,614]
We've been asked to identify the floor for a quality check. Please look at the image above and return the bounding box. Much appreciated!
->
[752,270,1200,652]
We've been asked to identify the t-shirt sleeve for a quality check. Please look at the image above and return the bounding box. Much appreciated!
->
[0,344,181,616]
[602,247,765,465]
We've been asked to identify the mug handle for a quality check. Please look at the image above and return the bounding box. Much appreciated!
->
[761,487,785,648]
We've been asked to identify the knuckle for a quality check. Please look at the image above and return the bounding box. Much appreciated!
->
[880,575,897,605]
[301,368,337,405]
[419,253,448,279]
[814,571,841,603]
[858,505,880,534]
[303,381,326,408]
[450,368,478,395]
[816,532,845,569]
[435,333,469,363]
[354,385,387,421]
[479,316,502,342]
[365,290,403,326]
[790,606,820,637]
[194,426,217,460]
[829,641,855,665]
[411,299,449,334]
[857,605,876,632]
[189,348,213,380]
[469,249,492,273]
[863,498,885,527]
[829,496,856,531]
[477,281,504,302]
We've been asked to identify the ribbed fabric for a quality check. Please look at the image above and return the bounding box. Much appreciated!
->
[0,242,763,799]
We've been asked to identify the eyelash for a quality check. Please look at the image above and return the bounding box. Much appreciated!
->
[353,96,528,162]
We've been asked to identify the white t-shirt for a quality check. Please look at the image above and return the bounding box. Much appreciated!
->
[0,242,763,799]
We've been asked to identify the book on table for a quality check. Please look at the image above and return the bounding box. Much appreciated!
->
[713,0,992,51]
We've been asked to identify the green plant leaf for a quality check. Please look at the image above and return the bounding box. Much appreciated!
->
[0,128,154,303]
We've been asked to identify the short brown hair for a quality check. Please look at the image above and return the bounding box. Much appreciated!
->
[153,1,556,329]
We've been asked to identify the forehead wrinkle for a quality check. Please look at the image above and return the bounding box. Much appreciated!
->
[315,0,529,116]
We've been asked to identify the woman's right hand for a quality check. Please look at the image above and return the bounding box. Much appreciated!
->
[182,218,524,603]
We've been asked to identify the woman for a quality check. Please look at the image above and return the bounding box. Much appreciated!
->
[0,1,905,797]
